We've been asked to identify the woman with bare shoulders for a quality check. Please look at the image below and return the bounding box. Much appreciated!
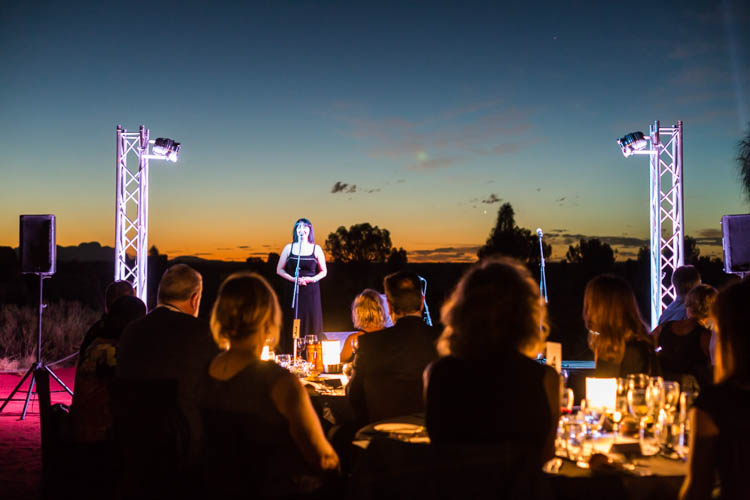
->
[584,274,658,377]
[340,289,388,363]
[651,284,717,389]
[276,218,327,353]
[201,272,338,498]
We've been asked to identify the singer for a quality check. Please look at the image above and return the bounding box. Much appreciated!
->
[276,218,327,353]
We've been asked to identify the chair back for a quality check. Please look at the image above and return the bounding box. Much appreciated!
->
[350,437,553,500]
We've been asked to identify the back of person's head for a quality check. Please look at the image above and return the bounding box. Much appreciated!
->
[210,272,281,353]
[672,265,701,298]
[685,284,718,321]
[157,264,202,305]
[102,295,147,339]
[384,271,423,316]
[105,280,135,312]
[440,257,548,361]
[584,274,649,363]
[712,278,750,383]
[351,289,387,332]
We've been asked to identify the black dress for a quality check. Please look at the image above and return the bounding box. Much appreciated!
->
[281,250,323,353]
[201,360,322,498]
[593,340,659,378]
[425,352,555,467]
[657,321,712,388]
[692,381,750,500]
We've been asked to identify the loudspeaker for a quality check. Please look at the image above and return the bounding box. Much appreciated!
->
[19,215,56,275]
[721,214,750,274]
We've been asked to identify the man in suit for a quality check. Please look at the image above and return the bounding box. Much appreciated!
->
[347,271,440,424]
[116,264,219,462]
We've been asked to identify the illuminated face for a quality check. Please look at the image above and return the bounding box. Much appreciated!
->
[296,223,311,242]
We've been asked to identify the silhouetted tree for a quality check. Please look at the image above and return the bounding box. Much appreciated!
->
[739,124,750,205]
[149,245,160,257]
[565,238,615,271]
[477,203,551,264]
[245,257,263,264]
[324,223,397,263]
[266,252,280,268]
[684,235,700,265]
[387,247,408,266]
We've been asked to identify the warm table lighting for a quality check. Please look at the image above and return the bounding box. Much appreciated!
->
[585,377,617,409]
[321,340,341,373]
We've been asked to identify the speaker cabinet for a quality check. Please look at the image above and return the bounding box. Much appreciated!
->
[19,215,56,275]
[721,214,750,274]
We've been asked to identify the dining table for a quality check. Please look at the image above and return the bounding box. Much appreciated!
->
[351,414,688,500]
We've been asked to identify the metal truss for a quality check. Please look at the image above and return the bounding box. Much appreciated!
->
[115,125,150,303]
[631,121,684,328]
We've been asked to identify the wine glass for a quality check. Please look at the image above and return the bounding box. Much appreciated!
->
[612,378,630,440]
[627,375,653,453]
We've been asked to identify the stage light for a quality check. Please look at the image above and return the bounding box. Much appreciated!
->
[153,137,181,162]
[617,131,648,157]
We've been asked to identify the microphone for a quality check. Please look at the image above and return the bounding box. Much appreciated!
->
[536,228,543,238]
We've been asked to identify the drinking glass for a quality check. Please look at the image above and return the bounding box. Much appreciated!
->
[612,378,630,440]
[276,354,292,369]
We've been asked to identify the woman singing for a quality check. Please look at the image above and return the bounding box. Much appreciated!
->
[276,218,327,353]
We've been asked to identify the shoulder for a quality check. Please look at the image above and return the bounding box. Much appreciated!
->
[314,244,324,254]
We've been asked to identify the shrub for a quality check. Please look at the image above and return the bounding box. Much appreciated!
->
[0,301,99,370]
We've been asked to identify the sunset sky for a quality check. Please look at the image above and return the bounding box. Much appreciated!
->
[1,1,748,263]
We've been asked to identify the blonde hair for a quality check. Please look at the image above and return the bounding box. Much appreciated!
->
[685,284,718,321]
[210,272,281,353]
[351,289,387,332]
[440,257,548,360]
[583,274,649,364]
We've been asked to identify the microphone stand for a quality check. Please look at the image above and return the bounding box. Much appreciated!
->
[290,240,302,360]
[537,229,548,304]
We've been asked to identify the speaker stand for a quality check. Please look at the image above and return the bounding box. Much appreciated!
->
[0,274,73,420]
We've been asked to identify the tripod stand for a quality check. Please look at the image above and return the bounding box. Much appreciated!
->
[0,273,74,420]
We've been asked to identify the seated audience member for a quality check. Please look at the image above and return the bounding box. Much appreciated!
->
[201,272,339,498]
[652,284,717,389]
[659,265,701,324]
[116,264,219,463]
[78,280,134,359]
[71,295,146,443]
[424,257,559,466]
[584,274,659,377]
[347,271,440,424]
[340,289,388,363]
[680,278,750,500]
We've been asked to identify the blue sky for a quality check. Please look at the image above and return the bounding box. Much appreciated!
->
[1,0,748,262]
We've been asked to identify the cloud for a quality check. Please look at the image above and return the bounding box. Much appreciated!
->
[237,245,249,249]
[331,181,357,193]
[409,157,458,171]
[481,194,502,204]
[694,228,723,246]
[329,100,533,170]
[407,246,480,263]
[365,188,381,194]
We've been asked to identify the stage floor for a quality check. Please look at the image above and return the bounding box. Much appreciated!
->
[0,366,75,500]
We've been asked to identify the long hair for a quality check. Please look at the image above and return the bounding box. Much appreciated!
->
[351,289,387,332]
[292,218,315,244]
[583,274,649,364]
[712,278,750,383]
[210,272,281,354]
[440,257,548,360]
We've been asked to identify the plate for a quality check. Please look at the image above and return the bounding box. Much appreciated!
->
[373,423,425,434]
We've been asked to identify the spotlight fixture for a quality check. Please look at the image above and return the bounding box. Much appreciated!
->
[617,131,648,157]
[153,137,181,162]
